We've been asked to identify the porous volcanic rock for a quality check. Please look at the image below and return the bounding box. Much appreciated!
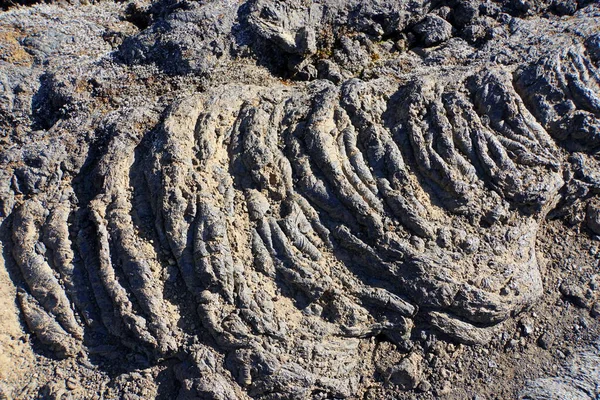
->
[1,0,600,399]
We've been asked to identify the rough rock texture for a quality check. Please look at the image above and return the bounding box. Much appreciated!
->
[1,0,600,399]
[520,342,600,400]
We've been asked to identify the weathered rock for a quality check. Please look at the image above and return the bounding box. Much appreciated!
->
[520,343,600,399]
[591,302,600,318]
[586,200,600,235]
[417,380,432,393]
[413,15,453,46]
[428,312,496,345]
[515,44,600,152]
[560,281,590,308]
[537,332,554,349]
[387,353,422,390]
[0,0,599,398]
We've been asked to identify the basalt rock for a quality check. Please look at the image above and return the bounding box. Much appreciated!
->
[520,343,600,400]
[1,0,600,399]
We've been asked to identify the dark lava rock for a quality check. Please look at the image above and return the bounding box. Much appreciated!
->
[413,15,453,46]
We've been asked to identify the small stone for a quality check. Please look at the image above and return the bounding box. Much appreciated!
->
[520,322,534,337]
[560,281,589,308]
[66,377,78,391]
[505,339,518,350]
[410,236,426,252]
[417,380,432,392]
[537,332,553,350]
[413,15,453,47]
[453,0,479,25]
[436,228,452,248]
[590,302,600,318]
[586,200,600,235]
[552,0,578,16]
[395,38,408,52]
[387,353,423,390]
[434,6,452,19]
[378,40,395,53]
[316,60,343,84]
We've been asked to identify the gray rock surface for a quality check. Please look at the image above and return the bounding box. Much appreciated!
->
[414,15,453,46]
[520,342,600,400]
[1,0,600,399]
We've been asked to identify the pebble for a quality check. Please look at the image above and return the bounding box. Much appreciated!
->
[586,201,600,235]
[591,302,600,318]
[417,380,432,392]
[559,282,589,308]
[66,377,78,391]
[413,15,453,47]
[537,332,553,350]
[520,322,534,337]
[387,353,423,390]
[505,339,518,350]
